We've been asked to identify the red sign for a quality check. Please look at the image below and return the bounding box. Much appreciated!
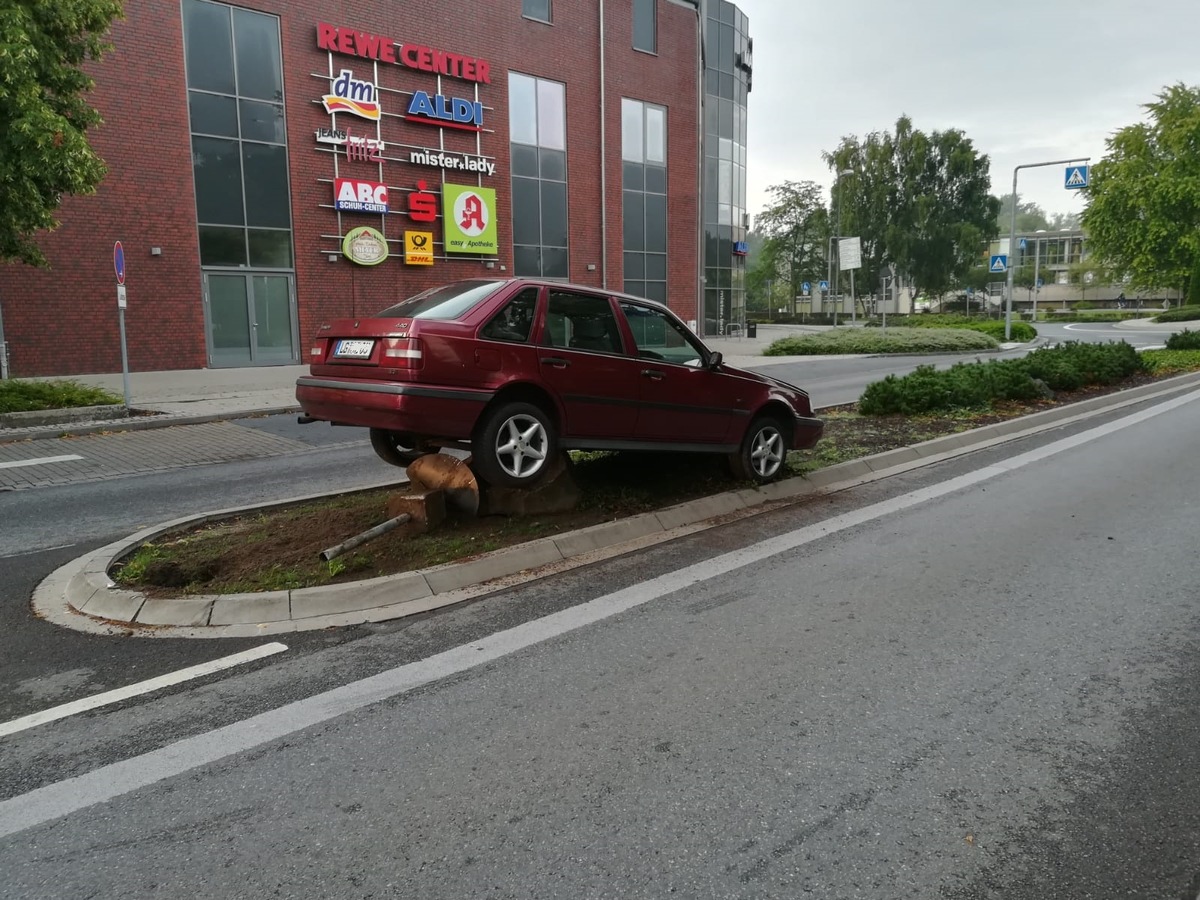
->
[316,23,491,84]
[407,180,438,222]
[334,178,389,214]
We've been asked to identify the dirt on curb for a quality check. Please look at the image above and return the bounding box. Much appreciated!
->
[110,371,1176,599]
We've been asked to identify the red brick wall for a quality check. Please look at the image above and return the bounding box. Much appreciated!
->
[0,0,699,376]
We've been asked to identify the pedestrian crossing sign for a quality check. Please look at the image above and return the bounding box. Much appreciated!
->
[989,255,1008,273]
[1065,166,1089,189]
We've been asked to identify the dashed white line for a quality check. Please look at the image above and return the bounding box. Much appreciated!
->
[0,642,288,739]
[0,455,83,471]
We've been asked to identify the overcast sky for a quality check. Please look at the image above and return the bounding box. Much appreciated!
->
[737,0,1200,227]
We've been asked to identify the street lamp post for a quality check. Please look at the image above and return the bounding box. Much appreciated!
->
[830,168,853,326]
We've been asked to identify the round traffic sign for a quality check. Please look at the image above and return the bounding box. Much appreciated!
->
[113,241,125,285]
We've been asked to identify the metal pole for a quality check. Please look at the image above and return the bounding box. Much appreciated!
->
[1004,167,1019,341]
[849,269,856,324]
[0,291,9,379]
[598,0,607,290]
[118,304,131,409]
[1032,237,1041,324]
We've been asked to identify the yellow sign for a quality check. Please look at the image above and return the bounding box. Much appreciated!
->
[404,230,434,266]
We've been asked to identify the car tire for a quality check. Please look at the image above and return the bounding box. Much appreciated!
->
[472,401,557,488]
[729,415,790,484]
[369,428,427,468]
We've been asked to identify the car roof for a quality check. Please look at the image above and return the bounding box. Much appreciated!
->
[490,277,675,315]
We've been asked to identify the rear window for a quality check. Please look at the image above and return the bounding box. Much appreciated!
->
[375,280,506,320]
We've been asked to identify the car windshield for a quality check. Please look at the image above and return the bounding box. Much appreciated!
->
[375,280,506,320]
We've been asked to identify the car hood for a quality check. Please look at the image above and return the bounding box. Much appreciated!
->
[719,363,814,406]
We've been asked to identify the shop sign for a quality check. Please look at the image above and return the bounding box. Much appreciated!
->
[407,180,439,223]
[316,23,491,84]
[316,126,385,162]
[408,148,496,177]
[342,226,389,265]
[404,231,434,266]
[442,184,497,255]
[733,241,749,256]
[405,91,483,131]
[334,178,389,214]
[322,69,381,121]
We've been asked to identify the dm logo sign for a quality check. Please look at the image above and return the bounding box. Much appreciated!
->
[442,184,497,255]
[322,69,381,121]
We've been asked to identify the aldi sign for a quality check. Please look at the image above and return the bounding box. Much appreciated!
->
[406,91,484,131]
[334,178,389,214]
[442,184,497,255]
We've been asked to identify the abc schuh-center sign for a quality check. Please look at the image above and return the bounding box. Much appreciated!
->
[315,22,499,264]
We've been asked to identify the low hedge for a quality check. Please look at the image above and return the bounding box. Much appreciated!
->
[763,327,998,356]
[1165,329,1200,351]
[1142,348,1200,374]
[0,379,122,414]
[858,341,1146,415]
[871,314,1036,343]
[1156,305,1200,323]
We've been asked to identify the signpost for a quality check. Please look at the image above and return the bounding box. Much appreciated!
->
[838,237,862,323]
[1064,165,1089,190]
[113,241,131,408]
[801,281,811,297]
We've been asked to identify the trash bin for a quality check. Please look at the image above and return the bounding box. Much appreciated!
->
[746,322,757,338]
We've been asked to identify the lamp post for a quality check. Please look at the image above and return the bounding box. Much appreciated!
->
[830,168,853,326]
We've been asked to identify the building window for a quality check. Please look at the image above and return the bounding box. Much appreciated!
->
[509,72,568,279]
[183,0,292,269]
[622,99,667,304]
[522,0,551,23]
[633,0,657,53]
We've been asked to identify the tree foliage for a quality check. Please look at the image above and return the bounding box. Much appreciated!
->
[747,180,829,311]
[996,194,1052,233]
[1081,83,1200,297]
[825,116,999,302]
[0,0,123,267]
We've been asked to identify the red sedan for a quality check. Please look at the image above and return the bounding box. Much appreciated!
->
[296,279,823,487]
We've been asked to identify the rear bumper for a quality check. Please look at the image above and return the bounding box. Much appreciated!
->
[793,414,824,450]
[295,376,493,437]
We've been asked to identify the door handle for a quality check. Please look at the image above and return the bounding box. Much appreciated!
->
[640,369,665,381]
[540,357,570,369]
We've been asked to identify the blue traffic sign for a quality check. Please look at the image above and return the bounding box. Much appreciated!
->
[113,241,125,285]
[1019,238,1027,251]
[1065,166,1089,189]
[818,280,829,292]
[1037,277,1045,288]
[989,254,1008,274]
[966,287,975,296]
[801,281,811,296]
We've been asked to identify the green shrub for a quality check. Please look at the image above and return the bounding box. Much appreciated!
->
[0,379,123,414]
[763,327,998,356]
[1157,305,1200,323]
[887,314,1035,343]
[1142,349,1200,374]
[1165,329,1200,351]
[857,341,1148,415]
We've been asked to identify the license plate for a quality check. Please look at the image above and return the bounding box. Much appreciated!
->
[333,339,374,359]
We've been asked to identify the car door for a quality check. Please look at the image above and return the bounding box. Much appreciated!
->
[534,289,641,440]
[617,300,741,446]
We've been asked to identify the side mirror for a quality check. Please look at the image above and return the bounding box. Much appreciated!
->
[707,351,724,370]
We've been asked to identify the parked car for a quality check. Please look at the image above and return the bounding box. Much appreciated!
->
[296,278,823,487]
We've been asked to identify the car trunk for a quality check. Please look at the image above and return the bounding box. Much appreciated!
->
[308,317,425,380]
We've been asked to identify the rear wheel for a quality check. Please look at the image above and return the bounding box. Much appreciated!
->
[729,416,790,483]
[472,401,557,488]
[369,428,427,468]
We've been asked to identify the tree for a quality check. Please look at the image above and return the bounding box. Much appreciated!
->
[826,116,1000,306]
[1081,83,1200,298]
[0,1,123,267]
[749,181,829,313]
[996,194,1052,233]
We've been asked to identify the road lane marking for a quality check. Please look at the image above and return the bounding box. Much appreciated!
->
[0,643,288,739]
[0,455,83,471]
[2,389,1199,839]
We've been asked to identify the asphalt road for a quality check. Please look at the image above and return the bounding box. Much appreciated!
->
[2,388,1200,898]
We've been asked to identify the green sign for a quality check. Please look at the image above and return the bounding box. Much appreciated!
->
[442,184,498,255]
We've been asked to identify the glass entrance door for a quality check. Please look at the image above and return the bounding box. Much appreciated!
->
[204,272,298,367]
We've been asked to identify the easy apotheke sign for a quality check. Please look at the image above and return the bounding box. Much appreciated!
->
[317,22,491,84]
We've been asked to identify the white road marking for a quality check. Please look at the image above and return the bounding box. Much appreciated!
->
[0,643,288,740]
[2,389,1199,839]
[0,543,77,561]
[0,455,83,471]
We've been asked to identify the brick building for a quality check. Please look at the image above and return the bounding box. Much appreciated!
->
[0,0,750,377]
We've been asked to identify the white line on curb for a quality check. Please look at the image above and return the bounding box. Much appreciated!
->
[0,643,288,739]
[1,389,1197,839]
[0,455,83,471]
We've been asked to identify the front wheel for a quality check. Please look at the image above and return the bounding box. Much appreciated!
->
[729,416,790,483]
[369,428,427,468]
[472,401,557,488]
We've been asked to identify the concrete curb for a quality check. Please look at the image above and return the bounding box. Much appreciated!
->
[0,404,131,429]
[0,405,303,442]
[32,370,1200,639]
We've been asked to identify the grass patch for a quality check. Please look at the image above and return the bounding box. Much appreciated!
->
[0,379,122,414]
[1142,348,1200,375]
[763,327,998,356]
[892,315,1037,343]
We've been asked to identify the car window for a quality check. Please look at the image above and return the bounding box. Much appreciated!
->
[619,301,705,366]
[542,291,624,355]
[375,280,506,320]
[481,288,538,343]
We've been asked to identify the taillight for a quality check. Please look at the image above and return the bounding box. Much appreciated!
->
[310,340,327,363]
[383,337,424,369]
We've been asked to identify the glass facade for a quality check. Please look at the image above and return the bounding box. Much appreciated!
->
[522,0,551,23]
[701,0,749,336]
[633,0,657,53]
[183,0,293,270]
[510,73,569,279]
[621,99,668,305]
